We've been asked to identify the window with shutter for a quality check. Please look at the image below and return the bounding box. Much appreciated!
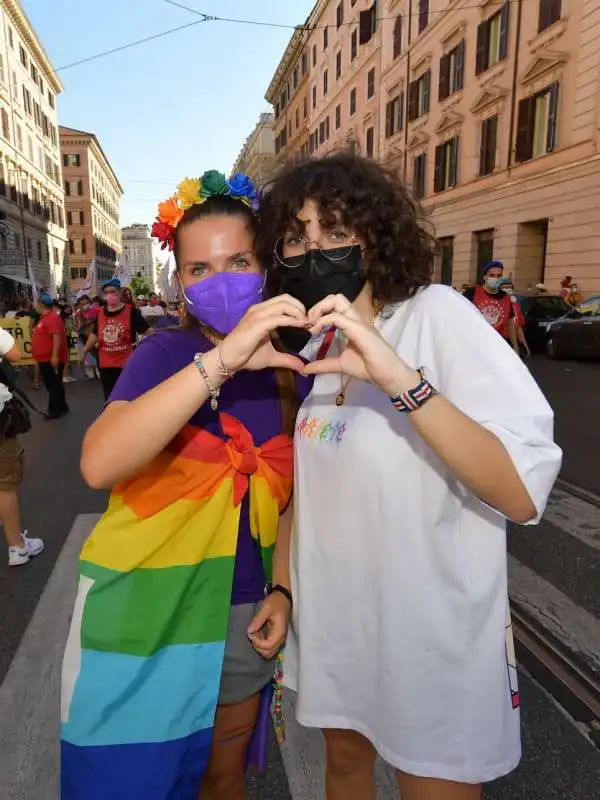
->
[1,109,9,141]
[78,180,83,195]
[367,68,376,99]
[407,81,418,122]
[515,96,535,162]
[418,0,429,33]
[449,137,459,187]
[366,127,374,158]
[385,102,393,138]
[538,0,561,33]
[498,2,509,61]
[359,3,377,45]
[412,153,427,199]
[393,16,402,59]
[422,70,431,114]
[455,40,465,91]
[433,144,444,193]
[475,7,507,75]
[439,54,450,102]
[479,115,498,176]
[82,238,87,255]
[546,82,559,152]
[475,22,488,76]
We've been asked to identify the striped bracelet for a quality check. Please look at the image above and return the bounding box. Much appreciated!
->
[390,367,437,413]
[193,353,220,411]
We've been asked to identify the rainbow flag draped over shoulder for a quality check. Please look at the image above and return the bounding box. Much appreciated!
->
[60,413,293,800]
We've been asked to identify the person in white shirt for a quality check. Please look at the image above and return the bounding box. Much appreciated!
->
[258,154,562,800]
[0,327,44,566]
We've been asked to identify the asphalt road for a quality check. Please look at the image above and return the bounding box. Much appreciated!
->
[1,363,599,799]
[528,356,600,496]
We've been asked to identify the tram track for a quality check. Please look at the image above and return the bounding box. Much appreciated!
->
[511,477,600,746]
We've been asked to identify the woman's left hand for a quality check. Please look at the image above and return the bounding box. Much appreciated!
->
[247,592,291,660]
[303,294,417,396]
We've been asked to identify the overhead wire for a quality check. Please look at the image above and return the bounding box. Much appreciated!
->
[164,0,531,30]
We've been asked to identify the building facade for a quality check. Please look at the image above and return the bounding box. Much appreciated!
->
[266,25,311,165]
[267,0,600,294]
[0,0,67,304]
[122,223,154,290]
[231,113,276,188]
[379,0,600,293]
[60,126,123,294]
[305,0,383,160]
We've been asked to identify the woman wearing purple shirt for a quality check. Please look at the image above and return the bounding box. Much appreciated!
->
[77,174,308,799]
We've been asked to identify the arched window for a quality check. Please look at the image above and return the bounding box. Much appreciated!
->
[393,15,403,59]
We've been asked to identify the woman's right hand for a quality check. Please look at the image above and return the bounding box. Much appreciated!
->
[220,294,307,373]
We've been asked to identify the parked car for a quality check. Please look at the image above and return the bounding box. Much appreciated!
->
[545,296,600,359]
[514,294,571,353]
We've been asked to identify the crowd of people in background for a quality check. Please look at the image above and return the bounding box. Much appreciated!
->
[0,280,180,567]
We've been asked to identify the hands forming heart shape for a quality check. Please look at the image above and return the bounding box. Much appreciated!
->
[219,293,418,398]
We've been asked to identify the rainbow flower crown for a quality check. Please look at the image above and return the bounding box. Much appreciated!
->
[151,170,259,251]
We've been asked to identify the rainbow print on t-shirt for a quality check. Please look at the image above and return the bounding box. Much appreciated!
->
[60,413,293,799]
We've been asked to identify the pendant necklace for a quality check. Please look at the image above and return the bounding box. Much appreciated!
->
[334,306,386,407]
[336,337,351,406]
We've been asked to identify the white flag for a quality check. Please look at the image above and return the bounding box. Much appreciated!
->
[156,254,180,303]
[113,261,132,287]
[76,259,96,299]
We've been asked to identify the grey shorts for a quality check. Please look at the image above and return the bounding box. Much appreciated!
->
[218,602,276,706]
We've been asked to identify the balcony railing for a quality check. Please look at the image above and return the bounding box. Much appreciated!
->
[0,249,26,267]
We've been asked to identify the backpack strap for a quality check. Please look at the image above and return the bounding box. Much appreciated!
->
[11,384,48,418]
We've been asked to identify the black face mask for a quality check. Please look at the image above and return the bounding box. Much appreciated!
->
[276,245,367,353]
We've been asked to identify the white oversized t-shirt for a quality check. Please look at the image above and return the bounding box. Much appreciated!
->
[284,285,561,784]
[0,327,16,412]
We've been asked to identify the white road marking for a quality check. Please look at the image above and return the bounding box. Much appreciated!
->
[0,514,99,800]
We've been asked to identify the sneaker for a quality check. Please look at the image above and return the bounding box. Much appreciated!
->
[63,376,76,383]
[8,531,44,567]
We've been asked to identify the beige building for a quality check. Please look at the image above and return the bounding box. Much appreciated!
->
[60,126,123,294]
[122,223,154,290]
[268,0,600,294]
[266,25,311,164]
[379,0,600,293]
[231,113,276,188]
[0,0,67,302]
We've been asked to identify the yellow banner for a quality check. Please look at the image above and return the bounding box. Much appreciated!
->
[0,317,79,365]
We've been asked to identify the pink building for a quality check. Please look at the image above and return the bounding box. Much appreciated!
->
[379,0,600,292]
[305,0,382,159]
[268,0,600,293]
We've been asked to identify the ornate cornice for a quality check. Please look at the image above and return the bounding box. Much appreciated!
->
[4,0,63,93]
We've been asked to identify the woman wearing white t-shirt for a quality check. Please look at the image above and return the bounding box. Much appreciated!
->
[259,154,562,800]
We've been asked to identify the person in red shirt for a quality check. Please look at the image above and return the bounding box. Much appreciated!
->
[32,292,69,419]
[81,278,148,400]
[463,261,519,354]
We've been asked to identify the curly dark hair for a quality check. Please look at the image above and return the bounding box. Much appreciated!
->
[257,152,435,305]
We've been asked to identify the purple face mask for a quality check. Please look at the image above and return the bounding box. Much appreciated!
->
[183,272,264,334]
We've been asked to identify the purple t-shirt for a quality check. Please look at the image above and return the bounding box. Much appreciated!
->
[110,327,304,606]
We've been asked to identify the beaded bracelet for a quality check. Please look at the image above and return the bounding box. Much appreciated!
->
[193,353,220,411]
[390,367,438,413]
